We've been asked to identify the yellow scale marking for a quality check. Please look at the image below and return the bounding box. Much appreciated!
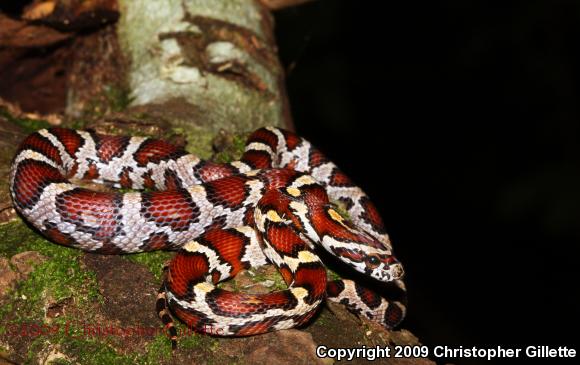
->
[195,282,214,293]
[327,208,344,223]
[266,210,284,222]
[293,175,316,187]
[290,287,308,300]
[298,250,318,263]
[183,240,200,252]
[286,187,301,197]
[327,208,350,229]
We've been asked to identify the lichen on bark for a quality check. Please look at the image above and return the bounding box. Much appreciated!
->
[116,0,291,138]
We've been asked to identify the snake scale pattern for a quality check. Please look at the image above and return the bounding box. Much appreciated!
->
[9,126,406,346]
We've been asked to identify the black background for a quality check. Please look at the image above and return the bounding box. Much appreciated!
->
[275,1,579,364]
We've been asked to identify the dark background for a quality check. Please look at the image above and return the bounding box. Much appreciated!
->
[275,1,579,364]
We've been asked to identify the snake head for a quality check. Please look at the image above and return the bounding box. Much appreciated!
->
[313,205,404,282]
[326,243,404,282]
[284,187,404,283]
[363,252,404,281]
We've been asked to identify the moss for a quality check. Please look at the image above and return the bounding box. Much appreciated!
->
[0,221,224,364]
[313,306,331,327]
[331,201,352,221]
[16,257,99,319]
[64,336,171,365]
[102,85,134,113]
[80,84,134,119]
[65,338,140,365]
[47,358,73,365]
[27,332,171,365]
[0,220,101,359]
[0,226,173,364]
[25,330,176,365]
[141,334,173,363]
[0,222,101,322]
[63,118,90,130]
[325,267,343,282]
[172,125,214,159]
[175,323,215,349]
[246,267,287,291]
[0,108,51,133]
[30,336,133,365]
[213,133,247,164]
[0,221,49,258]
[174,320,196,347]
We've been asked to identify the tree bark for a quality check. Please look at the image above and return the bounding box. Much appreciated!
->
[66,0,292,142]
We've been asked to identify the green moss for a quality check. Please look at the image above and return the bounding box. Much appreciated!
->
[246,267,287,291]
[63,119,90,130]
[102,85,134,113]
[0,220,101,335]
[331,201,352,221]
[66,339,133,365]
[0,108,51,133]
[175,325,204,349]
[213,133,247,164]
[325,267,342,281]
[0,223,100,322]
[176,323,219,351]
[0,221,48,258]
[0,222,178,363]
[172,125,214,159]
[82,84,134,119]
[47,358,73,365]
[17,257,99,318]
[27,335,115,364]
[142,334,173,363]
[25,330,177,365]
[30,336,133,365]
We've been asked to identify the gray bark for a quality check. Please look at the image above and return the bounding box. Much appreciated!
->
[66,0,292,152]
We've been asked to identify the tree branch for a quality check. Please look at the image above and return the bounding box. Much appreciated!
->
[258,0,315,11]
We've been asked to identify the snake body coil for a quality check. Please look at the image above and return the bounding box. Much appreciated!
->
[10,126,406,344]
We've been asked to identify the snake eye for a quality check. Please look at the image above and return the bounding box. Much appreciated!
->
[366,255,381,269]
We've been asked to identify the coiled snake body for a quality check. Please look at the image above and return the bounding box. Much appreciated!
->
[10,126,406,345]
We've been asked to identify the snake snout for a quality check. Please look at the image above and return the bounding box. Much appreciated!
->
[389,262,404,280]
